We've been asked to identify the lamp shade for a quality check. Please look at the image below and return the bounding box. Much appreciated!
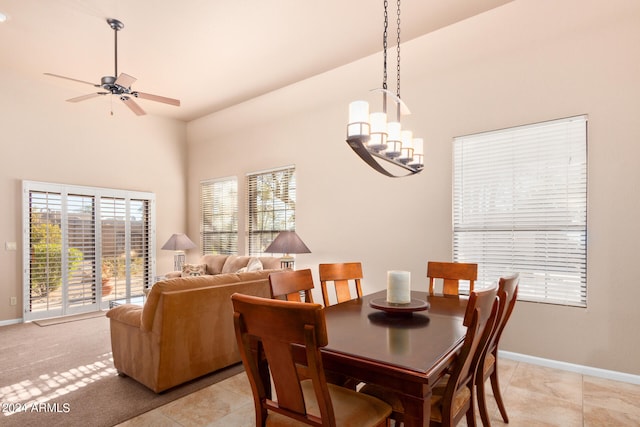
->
[264,231,311,254]
[161,233,197,251]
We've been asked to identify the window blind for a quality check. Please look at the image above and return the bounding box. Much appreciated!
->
[67,193,96,309]
[200,177,238,255]
[246,166,296,256]
[453,115,587,306]
[23,181,155,320]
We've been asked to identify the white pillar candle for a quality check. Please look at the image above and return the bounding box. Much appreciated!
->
[387,270,411,304]
[348,100,369,123]
[347,100,370,138]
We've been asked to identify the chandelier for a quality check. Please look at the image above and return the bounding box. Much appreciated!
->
[346,0,424,178]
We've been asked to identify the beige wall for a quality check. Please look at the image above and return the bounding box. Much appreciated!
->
[0,68,188,322]
[187,0,640,375]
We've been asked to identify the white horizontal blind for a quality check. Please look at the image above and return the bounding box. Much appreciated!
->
[200,177,238,255]
[27,190,65,314]
[24,181,156,320]
[453,115,587,306]
[130,199,151,297]
[66,194,96,309]
[246,166,296,256]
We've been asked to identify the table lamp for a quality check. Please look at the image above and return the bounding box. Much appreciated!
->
[161,233,197,271]
[264,231,311,269]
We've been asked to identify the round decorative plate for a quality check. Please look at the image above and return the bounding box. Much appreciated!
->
[369,298,430,316]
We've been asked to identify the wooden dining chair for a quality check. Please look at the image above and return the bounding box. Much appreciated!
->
[476,274,519,427]
[361,285,499,427]
[427,261,478,296]
[319,262,364,306]
[268,268,315,303]
[231,293,392,427]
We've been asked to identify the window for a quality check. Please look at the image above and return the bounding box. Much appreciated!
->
[246,166,296,256]
[453,115,587,307]
[23,181,155,320]
[200,177,238,255]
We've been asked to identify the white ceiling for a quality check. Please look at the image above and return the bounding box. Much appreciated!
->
[0,0,512,122]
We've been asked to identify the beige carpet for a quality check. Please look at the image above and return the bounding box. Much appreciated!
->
[0,314,244,427]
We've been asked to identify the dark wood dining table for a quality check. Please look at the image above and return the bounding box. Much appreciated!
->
[320,290,469,427]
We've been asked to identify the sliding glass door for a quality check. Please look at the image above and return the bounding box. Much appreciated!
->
[23,181,155,321]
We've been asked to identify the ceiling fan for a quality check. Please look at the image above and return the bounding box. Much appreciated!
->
[45,18,180,116]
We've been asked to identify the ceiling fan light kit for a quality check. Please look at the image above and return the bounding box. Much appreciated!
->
[45,18,180,116]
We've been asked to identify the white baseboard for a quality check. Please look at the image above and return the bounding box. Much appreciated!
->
[0,318,23,327]
[500,350,640,385]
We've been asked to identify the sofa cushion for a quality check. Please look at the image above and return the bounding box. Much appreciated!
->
[200,254,229,275]
[221,255,253,274]
[181,263,207,277]
[259,257,282,270]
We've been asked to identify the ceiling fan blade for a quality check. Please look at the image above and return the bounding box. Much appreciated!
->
[44,73,99,87]
[115,73,137,89]
[134,91,181,107]
[66,92,108,103]
[120,96,146,116]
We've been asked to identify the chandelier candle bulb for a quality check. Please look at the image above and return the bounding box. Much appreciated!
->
[368,111,389,151]
[348,101,370,138]
[385,122,403,158]
[387,121,402,143]
[399,130,415,163]
[387,270,411,304]
[410,137,424,167]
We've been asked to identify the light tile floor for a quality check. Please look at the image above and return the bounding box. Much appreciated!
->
[117,359,640,426]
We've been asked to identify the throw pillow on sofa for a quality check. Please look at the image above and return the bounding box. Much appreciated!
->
[247,257,263,271]
[236,257,263,273]
[182,263,207,277]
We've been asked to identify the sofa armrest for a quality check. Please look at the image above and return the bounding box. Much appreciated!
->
[106,304,143,328]
[165,271,182,279]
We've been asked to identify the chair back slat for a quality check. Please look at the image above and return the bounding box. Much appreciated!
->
[269,269,315,303]
[427,261,478,295]
[319,262,364,306]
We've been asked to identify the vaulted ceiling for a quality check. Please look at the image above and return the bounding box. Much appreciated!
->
[0,0,512,121]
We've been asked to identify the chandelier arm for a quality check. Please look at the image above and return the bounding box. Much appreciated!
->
[347,138,420,178]
[370,88,410,115]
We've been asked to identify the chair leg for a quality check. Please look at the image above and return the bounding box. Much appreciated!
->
[477,376,492,427]
[466,405,476,427]
[490,368,509,423]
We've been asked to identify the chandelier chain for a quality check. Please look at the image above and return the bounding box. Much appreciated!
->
[396,0,401,98]
[383,0,388,91]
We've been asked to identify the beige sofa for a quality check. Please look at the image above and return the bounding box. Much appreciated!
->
[165,254,282,278]
[106,256,281,393]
